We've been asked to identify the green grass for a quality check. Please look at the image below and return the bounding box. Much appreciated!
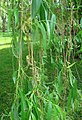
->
[0,37,12,45]
[0,38,14,117]
[0,31,12,37]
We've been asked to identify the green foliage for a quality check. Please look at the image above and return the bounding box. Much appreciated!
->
[32,0,42,19]
[0,0,82,120]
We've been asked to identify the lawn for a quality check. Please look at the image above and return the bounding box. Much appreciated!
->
[0,36,12,45]
[0,37,14,117]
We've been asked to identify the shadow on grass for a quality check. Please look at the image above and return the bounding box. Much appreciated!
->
[0,46,14,117]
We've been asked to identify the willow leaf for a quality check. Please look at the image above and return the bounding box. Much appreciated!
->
[32,0,42,19]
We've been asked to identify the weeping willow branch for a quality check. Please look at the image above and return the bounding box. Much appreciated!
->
[16,1,23,97]
[68,2,73,62]
[18,1,23,73]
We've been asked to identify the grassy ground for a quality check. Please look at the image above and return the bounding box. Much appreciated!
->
[0,37,14,117]
[0,37,12,45]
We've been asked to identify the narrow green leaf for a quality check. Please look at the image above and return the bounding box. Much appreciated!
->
[55,105,64,120]
[10,103,19,120]
[67,62,76,69]
[51,56,54,64]
[80,18,82,28]
[14,8,19,25]
[32,0,42,19]
[12,71,17,84]
[46,102,52,120]
[8,9,12,31]
[50,14,56,40]
[46,20,50,44]
[31,113,36,120]
[38,22,47,55]
[19,89,27,120]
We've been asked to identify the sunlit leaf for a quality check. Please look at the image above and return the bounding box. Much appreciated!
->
[12,71,17,84]
[14,8,19,25]
[50,14,56,40]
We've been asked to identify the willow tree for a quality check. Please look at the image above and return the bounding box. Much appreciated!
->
[1,0,82,120]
